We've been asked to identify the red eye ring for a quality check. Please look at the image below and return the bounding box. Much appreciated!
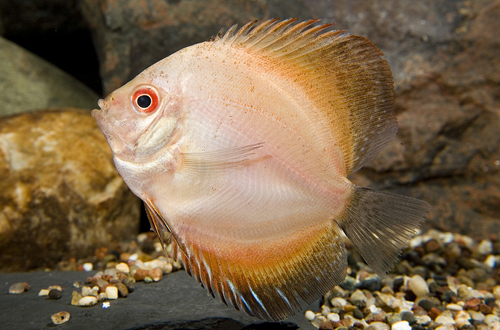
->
[132,86,160,114]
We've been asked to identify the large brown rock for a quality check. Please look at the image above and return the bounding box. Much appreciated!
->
[0,109,141,272]
[81,0,499,238]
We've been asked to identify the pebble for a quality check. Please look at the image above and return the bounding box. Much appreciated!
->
[414,315,431,325]
[115,262,130,274]
[105,286,118,299]
[391,320,411,330]
[417,299,437,311]
[150,267,163,282]
[8,282,30,294]
[477,239,493,255]
[486,314,500,324]
[48,288,62,300]
[115,282,129,298]
[38,289,50,296]
[83,262,93,272]
[408,275,429,297]
[400,311,415,324]
[435,315,455,325]
[469,310,486,322]
[71,291,83,305]
[350,289,367,306]
[330,297,347,308]
[446,303,462,311]
[327,312,340,322]
[305,310,316,321]
[78,296,98,306]
[51,311,70,325]
[367,322,390,330]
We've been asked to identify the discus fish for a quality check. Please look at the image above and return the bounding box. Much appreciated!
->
[92,18,430,321]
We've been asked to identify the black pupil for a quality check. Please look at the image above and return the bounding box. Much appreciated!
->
[137,95,152,108]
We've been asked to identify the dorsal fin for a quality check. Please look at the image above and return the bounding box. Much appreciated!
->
[213,18,397,174]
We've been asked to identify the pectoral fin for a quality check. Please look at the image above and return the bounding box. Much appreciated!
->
[181,143,264,174]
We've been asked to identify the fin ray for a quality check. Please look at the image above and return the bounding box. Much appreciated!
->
[339,187,430,275]
[213,19,397,174]
[181,142,264,174]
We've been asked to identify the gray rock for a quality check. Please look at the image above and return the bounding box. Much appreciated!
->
[80,0,500,238]
[0,37,99,117]
[0,270,315,329]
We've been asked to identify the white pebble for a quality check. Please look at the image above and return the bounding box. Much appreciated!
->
[350,289,367,303]
[485,255,497,268]
[477,239,493,254]
[304,310,315,321]
[435,315,455,325]
[391,320,411,330]
[469,310,486,322]
[490,321,500,330]
[455,318,471,328]
[330,297,347,308]
[439,232,454,244]
[78,296,98,306]
[81,286,98,297]
[327,312,340,322]
[369,322,390,330]
[435,325,455,330]
[446,303,462,311]
[102,301,110,309]
[415,315,432,325]
[494,286,500,300]
[409,236,423,248]
[408,275,429,297]
[38,289,50,296]
[116,262,130,273]
[128,253,139,261]
[486,314,500,324]
[105,286,118,300]
[83,263,93,272]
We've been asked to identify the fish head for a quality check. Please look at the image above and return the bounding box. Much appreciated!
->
[92,75,181,161]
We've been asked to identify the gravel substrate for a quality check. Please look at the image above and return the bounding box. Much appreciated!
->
[305,229,500,330]
[5,229,500,329]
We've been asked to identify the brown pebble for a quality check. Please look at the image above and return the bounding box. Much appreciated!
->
[115,282,129,298]
[479,303,492,314]
[48,288,62,300]
[150,268,163,282]
[424,239,441,253]
[411,305,428,316]
[319,321,334,330]
[333,318,350,328]
[51,311,70,325]
[134,268,150,281]
[428,307,441,320]
[9,282,30,294]
[464,297,481,311]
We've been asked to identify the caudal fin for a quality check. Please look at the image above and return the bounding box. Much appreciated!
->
[339,186,430,276]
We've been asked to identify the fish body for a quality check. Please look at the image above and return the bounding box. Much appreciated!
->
[92,19,429,321]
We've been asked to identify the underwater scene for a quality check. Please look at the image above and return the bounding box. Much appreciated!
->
[0,0,499,329]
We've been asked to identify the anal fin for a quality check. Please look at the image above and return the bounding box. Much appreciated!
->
[144,199,186,257]
[178,220,348,321]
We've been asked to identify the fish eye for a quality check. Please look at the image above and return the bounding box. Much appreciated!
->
[132,86,160,114]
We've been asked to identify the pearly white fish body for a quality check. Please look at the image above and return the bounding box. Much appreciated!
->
[92,19,429,321]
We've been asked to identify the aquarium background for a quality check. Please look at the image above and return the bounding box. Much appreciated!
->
[0,0,499,271]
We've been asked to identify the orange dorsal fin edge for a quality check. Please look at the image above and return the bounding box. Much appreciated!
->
[213,18,398,174]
